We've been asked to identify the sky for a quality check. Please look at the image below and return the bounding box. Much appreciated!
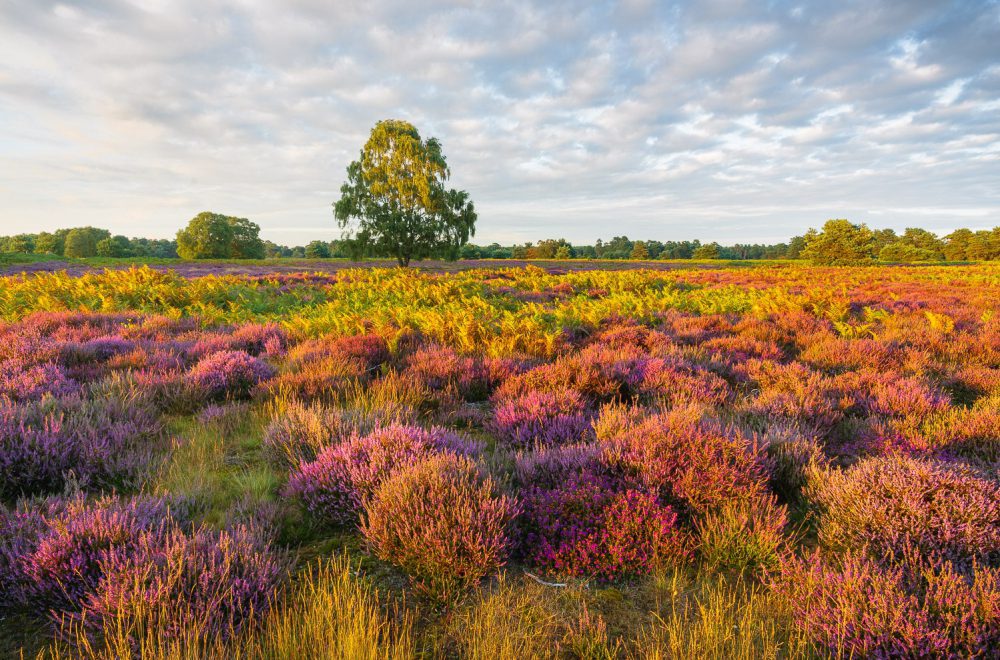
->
[1,1,998,246]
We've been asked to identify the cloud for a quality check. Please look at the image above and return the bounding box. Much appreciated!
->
[0,0,997,245]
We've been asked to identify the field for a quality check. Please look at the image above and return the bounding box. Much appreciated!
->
[1,261,998,658]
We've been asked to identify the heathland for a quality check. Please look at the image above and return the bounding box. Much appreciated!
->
[1,260,998,658]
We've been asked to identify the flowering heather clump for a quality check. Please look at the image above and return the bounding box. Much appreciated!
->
[0,361,80,402]
[361,453,516,602]
[834,370,951,418]
[10,495,185,614]
[805,455,1000,569]
[287,333,391,373]
[519,473,688,581]
[0,395,159,498]
[635,357,732,406]
[490,389,592,449]
[82,523,285,640]
[187,350,275,400]
[262,400,373,469]
[603,406,771,515]
[741,360,845,434]
[513,443,605,490]
[404,344,491,401]
[286,424,471,526]
[774,552,1000,659]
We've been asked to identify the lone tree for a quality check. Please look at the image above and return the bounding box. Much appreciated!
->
[176,212,264,260]
[334,119,477,266]
[801,219,877,265]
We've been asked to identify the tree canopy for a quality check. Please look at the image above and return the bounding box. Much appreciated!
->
[333,119,477,266]
[176,212,264,260]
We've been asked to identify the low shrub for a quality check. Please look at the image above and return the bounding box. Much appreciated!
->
[805,455,1000,569]
[187,350,275,400]
[519,473,689,581]
[82,524,285,641]
[696,494,788,572]
[262,400,371,469]
[603,406,771,515]
[0,395,159,498]
[774,552,1000,659]
[490,389,592,449]
[361,453,516,602]
[10,495,183,613]
[286,424,479,526]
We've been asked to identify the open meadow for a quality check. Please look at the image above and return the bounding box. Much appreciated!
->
[0,260,997,658]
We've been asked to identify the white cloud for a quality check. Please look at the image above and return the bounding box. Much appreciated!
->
[0,0,998,244]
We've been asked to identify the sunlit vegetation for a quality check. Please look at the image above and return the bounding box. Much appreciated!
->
[1,261,998,657]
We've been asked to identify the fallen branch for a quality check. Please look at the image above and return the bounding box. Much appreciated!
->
[523,571,568,588]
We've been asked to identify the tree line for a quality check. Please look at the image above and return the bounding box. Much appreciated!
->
[5,218,999,264]
[6,119,998,266]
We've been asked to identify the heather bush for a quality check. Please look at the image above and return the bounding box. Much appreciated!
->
[806,455,1000,569]
[82,523,285,641]
[287,424,478,526]
[0,361,80,402]
[513,443,605,490]
[262,400,370,469]
[774,552,1000,659]
[0,394,159,498]
[765,433,828,501]
[404,344,491,401]
[695,495,788,572]
[11,495,185,614]
[603,406,771,515]
[490,389,592,449]
[187,350,275,400]
[519,472,689,581]
[361,453,516,602]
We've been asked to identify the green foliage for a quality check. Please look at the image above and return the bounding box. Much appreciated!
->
[878,242,938,263]
[800,219,876,265]
[334,119,477,266]
[693,243,720,259]
[96,235,133,258]
[631,241,650,260]
[33,232,62,255]
[305,240,331,259]
[176,212,263,260]
[63,227,111,258]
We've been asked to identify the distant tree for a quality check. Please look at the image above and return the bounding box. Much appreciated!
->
[643,240,664,259]
[870,228,898,253]
[96,235,132,257]
[176,213,234,259]
[334,119,477,266]
[630,241,649,260]
[459,243,482,260]
[555,245,572,260]
[967,229,1000,260]
[785,235,808,259]
[305,240,330,259]
[176,212,262,259]
[943,229,974,260]
[229,217,266,259]
[800,219,877,265]
[692,242,720,259]
[63,227,111,258]
[34,232,63,255]
[3,234,34,253]
[878,242,938,263]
